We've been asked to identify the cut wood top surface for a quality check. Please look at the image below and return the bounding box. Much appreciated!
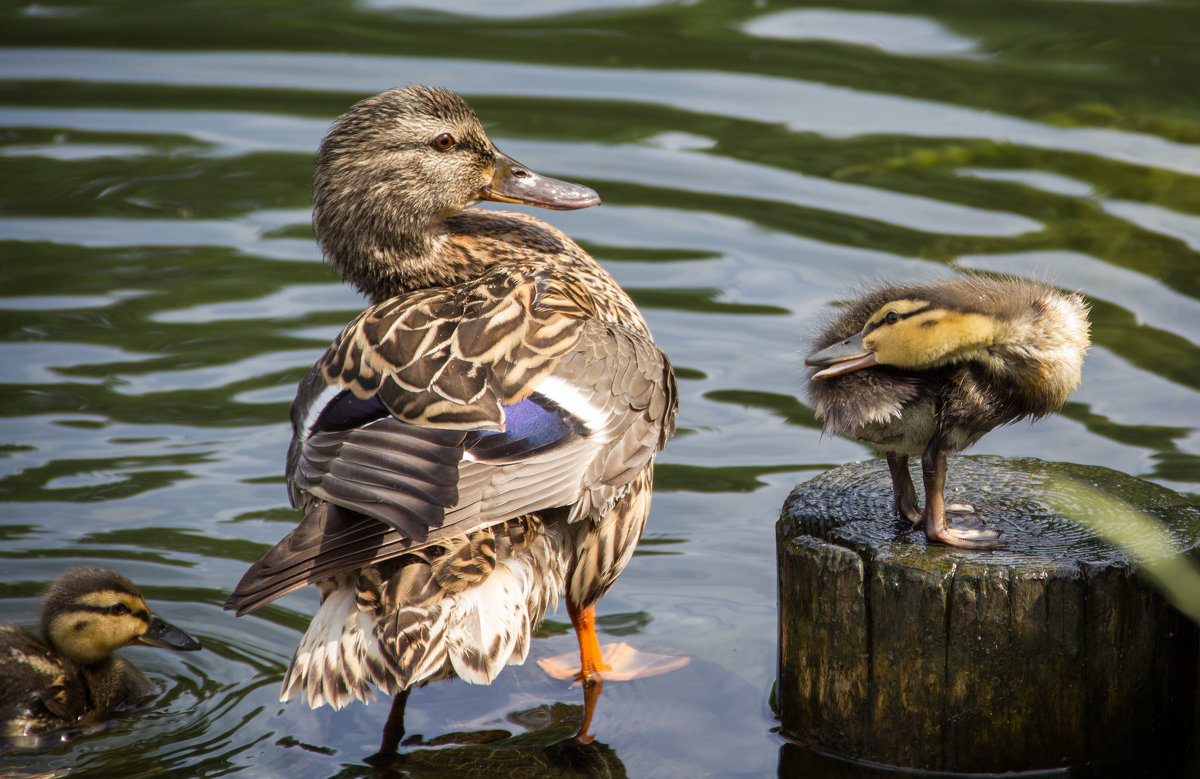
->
[782,455,1200,569]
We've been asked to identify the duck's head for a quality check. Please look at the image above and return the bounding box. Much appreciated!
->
[313,85,601,295]
[807,296,998,380]
[40,567,202,666]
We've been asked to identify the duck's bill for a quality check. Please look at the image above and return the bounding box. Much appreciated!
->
[138,615,203,651]
[480,151,601,211]
[806,334,877,380]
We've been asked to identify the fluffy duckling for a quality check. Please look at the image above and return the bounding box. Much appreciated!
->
[225,86,677,744]
[805,275,1089,548]
[1,567,201,738]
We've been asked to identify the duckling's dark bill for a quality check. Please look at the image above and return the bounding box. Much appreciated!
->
[481,150,601,211]
[806,334,877,380]
[137,615,202,651]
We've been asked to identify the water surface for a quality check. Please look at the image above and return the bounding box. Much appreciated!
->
[2,1,1199,776]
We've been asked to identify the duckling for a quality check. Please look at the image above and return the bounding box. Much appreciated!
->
[805,275,1089,548]
[225,86,677,744]
[1,567,202,739]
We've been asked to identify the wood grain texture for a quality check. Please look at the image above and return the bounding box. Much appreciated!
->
[777,455,1200,774]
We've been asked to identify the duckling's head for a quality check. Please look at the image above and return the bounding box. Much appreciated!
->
[313,85,600,296]
[807,296,999,380]
[40,567,201,666]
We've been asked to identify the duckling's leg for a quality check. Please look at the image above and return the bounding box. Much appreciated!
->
[568,600,608,744]
[886,453,922,525]
[920,444,1003,549]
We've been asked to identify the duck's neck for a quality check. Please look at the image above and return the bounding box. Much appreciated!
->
[322,220,488,305]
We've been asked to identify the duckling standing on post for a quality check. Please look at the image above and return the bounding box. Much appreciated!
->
[225,86,677,744]
[805,275,1089,548]
[0,567,202,739]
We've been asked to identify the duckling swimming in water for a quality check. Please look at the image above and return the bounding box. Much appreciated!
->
[805,275,1089,548]
[225,86,677,744]
[0,567,202,739]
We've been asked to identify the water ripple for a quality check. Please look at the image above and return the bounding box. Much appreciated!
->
[4,48,1200,175]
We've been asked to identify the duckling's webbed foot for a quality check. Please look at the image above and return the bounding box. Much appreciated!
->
[925,519,1004,548]
[920,445,1005,549]
[885,454,922,525]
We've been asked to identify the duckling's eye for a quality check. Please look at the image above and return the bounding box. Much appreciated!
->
[884,311,900,325]
[108,603,131,616]
[430,133,456,152]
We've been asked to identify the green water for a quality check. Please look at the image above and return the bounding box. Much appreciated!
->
[1,1,1198,776]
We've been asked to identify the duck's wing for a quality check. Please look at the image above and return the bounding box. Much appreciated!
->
[226,267,676,615]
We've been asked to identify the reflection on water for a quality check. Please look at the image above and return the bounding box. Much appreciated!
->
[743,9,979,58]
[1,0,1198,776]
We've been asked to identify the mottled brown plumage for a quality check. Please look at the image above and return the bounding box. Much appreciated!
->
[225,87,677,740]
[1,567,201,740]
[806,275,1089,548]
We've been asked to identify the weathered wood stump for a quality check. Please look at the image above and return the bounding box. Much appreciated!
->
[777,455,1200,775]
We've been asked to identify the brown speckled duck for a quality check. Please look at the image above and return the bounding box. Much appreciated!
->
[805,275,1089,548]
[225,86,678,743]
[0,567,201,739]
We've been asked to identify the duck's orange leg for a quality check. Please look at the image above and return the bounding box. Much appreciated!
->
[568,600,610,743]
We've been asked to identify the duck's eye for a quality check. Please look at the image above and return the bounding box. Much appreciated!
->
[109,603,131,616]
[431,133,456,151]
[884,311,900,325]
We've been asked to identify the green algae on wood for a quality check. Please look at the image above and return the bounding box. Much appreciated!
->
[777,455,1200,774]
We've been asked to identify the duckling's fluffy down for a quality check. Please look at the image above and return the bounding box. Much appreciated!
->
[806,274,1089,453]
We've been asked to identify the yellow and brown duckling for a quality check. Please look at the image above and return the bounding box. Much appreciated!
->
[225,86,677,744]
[805,275,1089,548]
[0,567,201,739]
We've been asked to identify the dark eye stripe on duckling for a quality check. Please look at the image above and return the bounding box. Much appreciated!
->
[73,592,151,623]
[864,300,932,334]
[68,606,151,621]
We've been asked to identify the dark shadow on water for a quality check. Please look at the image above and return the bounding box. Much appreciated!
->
[262,648,773,778]
[780,741,1192,779]
[347,701,625,779]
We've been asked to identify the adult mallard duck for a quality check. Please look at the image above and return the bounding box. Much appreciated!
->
[805,275,1089,548]
[0,567,202,740]
[225,86,677,743]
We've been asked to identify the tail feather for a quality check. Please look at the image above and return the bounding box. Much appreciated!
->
[280,524,568,708]
[280,586,450,709]
[444,564,531,685]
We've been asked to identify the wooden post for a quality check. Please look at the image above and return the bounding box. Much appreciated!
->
[777,455,1200,775]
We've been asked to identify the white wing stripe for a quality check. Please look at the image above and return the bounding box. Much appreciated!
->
[298,384,346,446]
[534,375,609,433]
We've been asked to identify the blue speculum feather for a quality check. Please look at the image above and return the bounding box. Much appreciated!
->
[309,390,585,460]
[466,394,587,460]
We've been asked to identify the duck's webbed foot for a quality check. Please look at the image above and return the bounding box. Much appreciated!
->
[540,602,691,744]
